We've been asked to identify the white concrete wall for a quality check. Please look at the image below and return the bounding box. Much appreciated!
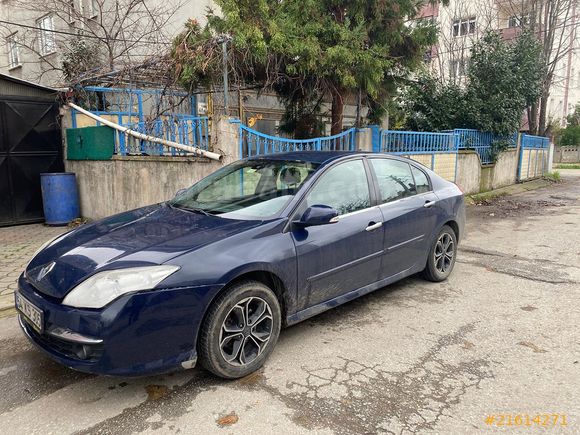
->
[456,148,520,194]
[65,156,223,219]
[491,148,518,189]
[456,150,481,194]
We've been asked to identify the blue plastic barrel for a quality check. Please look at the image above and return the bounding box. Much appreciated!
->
[40,173,80,225]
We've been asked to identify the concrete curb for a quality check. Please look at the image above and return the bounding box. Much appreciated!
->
[467,178,554,204]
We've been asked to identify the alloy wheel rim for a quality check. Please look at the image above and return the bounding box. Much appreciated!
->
[219,296,273,366]
[434,233,455,274]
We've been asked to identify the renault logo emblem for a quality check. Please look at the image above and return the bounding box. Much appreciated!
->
[37,262,55,281]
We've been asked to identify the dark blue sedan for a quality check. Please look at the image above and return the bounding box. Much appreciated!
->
[16,152,464,378]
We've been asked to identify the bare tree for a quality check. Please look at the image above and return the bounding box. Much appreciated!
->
[525,0,578,134]
[0,0,185,85]
[428,0,578,135]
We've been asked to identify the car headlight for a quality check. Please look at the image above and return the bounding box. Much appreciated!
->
[62,265,180,309]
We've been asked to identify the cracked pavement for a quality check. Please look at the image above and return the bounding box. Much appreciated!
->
[0,170,578,434]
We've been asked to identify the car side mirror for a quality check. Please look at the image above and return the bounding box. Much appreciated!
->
[175,188,187,198]
[294,205,339,228]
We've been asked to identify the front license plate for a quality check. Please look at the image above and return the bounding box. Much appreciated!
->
[15,292,43,333]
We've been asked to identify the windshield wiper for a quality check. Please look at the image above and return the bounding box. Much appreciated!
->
[167,202,213,216]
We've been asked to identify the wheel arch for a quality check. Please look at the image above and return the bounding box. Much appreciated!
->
[444,219,460,241]
[198,267,291,340]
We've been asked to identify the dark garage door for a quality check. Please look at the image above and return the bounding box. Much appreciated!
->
[0,97,63,226]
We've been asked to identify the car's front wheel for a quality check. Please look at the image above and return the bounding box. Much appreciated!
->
[198,280,281,379]
[423,225,457,282]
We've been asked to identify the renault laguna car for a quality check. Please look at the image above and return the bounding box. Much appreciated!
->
[16,152,464,378]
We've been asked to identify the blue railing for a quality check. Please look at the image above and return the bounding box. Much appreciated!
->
[72,86,201,156]
[379,130,457,154]
[236,122,356,158]
[454,129,518,165]
[521,134,549,149]
[123,115,209,156]
[71,86,197,126]
[518,133,550,180]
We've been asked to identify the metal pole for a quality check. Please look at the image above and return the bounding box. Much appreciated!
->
[222,40,229,116]
[355,88,361,128]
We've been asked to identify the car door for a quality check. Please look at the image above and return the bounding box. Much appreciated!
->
[368,158,439,280]
[291,159,384,309]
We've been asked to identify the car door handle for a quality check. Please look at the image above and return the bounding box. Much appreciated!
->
[424,200,437,208]
[365,222,383,232]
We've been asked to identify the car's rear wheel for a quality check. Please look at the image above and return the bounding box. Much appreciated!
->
[198,280,281,379]
[422,225,457,282]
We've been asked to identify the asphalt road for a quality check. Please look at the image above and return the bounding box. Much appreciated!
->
[0,171,578,434]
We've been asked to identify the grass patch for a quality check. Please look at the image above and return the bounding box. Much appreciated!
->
[554,163,580,169]
[543,170,561,182]
[468,191,508,204]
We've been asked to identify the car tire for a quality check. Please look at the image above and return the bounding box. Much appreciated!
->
[422,225,457,282]
[198,280,281,379]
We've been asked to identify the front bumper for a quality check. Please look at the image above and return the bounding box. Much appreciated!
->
[16,274,222,376]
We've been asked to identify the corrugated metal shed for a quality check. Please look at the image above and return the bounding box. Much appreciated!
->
[0,73,59,99]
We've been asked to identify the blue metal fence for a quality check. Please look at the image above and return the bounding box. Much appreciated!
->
[125,115,210,156]
[72,86,204,156]
[379,130,458,154]
[375,129,459,181]
[518,134,550,180]
[235,122,356,158]
[453,129,518,165]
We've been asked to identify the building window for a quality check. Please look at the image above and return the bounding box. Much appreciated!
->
[37,15,56,55]
[452,17,476,37]
[450,58,468,79]
[508,13,531,28]
[7,33,21,69]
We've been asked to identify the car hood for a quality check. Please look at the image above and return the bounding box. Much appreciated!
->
[26,204,262,299]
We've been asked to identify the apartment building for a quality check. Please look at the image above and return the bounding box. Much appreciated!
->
[420,0,579,125]
[0,0,212,86]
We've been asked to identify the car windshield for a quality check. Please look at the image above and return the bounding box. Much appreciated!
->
[170,159,320,220]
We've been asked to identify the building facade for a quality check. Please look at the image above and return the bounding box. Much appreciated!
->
[0,0,212,86]
[420,0,579,126]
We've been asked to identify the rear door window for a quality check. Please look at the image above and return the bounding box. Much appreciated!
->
[369,159,417,204]
[411,166,431,194]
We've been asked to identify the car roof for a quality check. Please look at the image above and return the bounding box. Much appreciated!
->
[246,151,367,165]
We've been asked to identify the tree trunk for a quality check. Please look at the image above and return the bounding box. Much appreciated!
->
[538,75,552,136]
[528,104,538,135]
[330,87,344,138]
[538,93,550,136]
